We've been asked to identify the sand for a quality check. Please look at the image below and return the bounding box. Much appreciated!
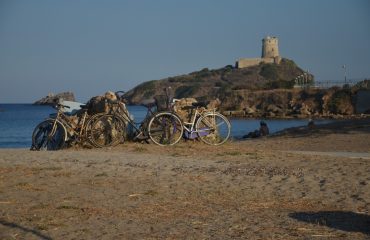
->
[0,120,369,239]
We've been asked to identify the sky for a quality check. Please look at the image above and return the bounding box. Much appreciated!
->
[0,0,369,103]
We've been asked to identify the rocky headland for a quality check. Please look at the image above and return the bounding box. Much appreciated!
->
[33,91,75,105]
[123,59,370,119]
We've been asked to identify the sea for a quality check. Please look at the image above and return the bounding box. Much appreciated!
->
[0,104,332,148]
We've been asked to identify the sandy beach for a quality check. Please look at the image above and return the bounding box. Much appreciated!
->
[0,120,369,239]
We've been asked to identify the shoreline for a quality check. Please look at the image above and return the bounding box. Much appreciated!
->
[1,118,369,150]
[2,103,369,120]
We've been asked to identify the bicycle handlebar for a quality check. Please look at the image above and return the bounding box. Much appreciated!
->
[115,90,125,96]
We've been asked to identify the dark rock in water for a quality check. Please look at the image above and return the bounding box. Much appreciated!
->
[34,92,75,105]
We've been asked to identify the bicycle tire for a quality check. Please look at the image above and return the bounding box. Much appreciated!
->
[90,114,126,148]
[83,113,106,147]
[31,120,66,150]
[148,112,183,146]
[195,112,231,145]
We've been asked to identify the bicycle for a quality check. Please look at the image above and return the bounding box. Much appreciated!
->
[89,91,183,147]
[172,100,231,145]
[31,102,99,150]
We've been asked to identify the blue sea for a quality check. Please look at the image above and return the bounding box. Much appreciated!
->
[0,104,331,148]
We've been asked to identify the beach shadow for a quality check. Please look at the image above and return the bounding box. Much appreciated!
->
[289,211,370,235]
[0,219,53,240]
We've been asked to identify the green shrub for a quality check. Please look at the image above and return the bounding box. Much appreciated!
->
[143,89,155,98]
[215,81,231,88]
[264,79,295,89]
[260,64,279,80]
[281,58,298,69]
[232,85,250,90]
[328,89,352,113]
[136,80,156,92]
[175,85,199,98]
[190,68,211,78]
[353,79,370,90]
[216,85,232,96]
[243,70,253,76]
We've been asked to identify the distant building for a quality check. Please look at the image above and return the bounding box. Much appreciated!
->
[236,36,282,68]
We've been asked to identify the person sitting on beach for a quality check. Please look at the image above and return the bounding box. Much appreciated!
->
[259,121,269,136]
[243,121,270,138]
[307,119,315,130]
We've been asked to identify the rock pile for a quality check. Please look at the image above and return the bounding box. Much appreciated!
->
[173,98,198,122]
[173,98,221,122]
[85,91,131,140]
[86,91,129,119]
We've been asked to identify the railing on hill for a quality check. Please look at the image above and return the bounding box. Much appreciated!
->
[294,78,368,89]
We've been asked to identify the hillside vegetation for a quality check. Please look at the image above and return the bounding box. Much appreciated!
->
[124,58,307,104]
[124,60,369,118]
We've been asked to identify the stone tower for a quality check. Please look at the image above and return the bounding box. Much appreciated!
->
[236,36,282,68]
[262,36,279,58]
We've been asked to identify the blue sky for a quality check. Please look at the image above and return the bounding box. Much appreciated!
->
[0,0,369,103]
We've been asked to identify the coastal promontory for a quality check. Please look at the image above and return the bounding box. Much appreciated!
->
[34,91,75,105]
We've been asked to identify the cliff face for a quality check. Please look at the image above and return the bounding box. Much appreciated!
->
[34,92,75,105]
[220,88,356,118]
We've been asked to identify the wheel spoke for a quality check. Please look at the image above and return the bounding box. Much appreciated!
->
[196,113,230,145]
[148,112,183,146]
[89,114,125,148]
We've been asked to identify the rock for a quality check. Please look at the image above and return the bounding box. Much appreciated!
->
[86,91,128,116]
[206,98,221,109]
[244,106,256,114]
[86,95,108,114]
[85,92,131,140]
[34,92,75,105]
[105,91,117,102]
[173,98,198,122]
[266,104,282,113]
[299,103,311,115]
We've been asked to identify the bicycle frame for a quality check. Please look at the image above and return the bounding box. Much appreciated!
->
[48,108,89,142]
[130,106,156,140]
[181,107,216,138]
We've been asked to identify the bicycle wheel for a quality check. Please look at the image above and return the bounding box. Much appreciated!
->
[148,112,183,146]
[84,113,105,147]
[31,120,66,150]
[90,114,125,148]
[195,112,231,145]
